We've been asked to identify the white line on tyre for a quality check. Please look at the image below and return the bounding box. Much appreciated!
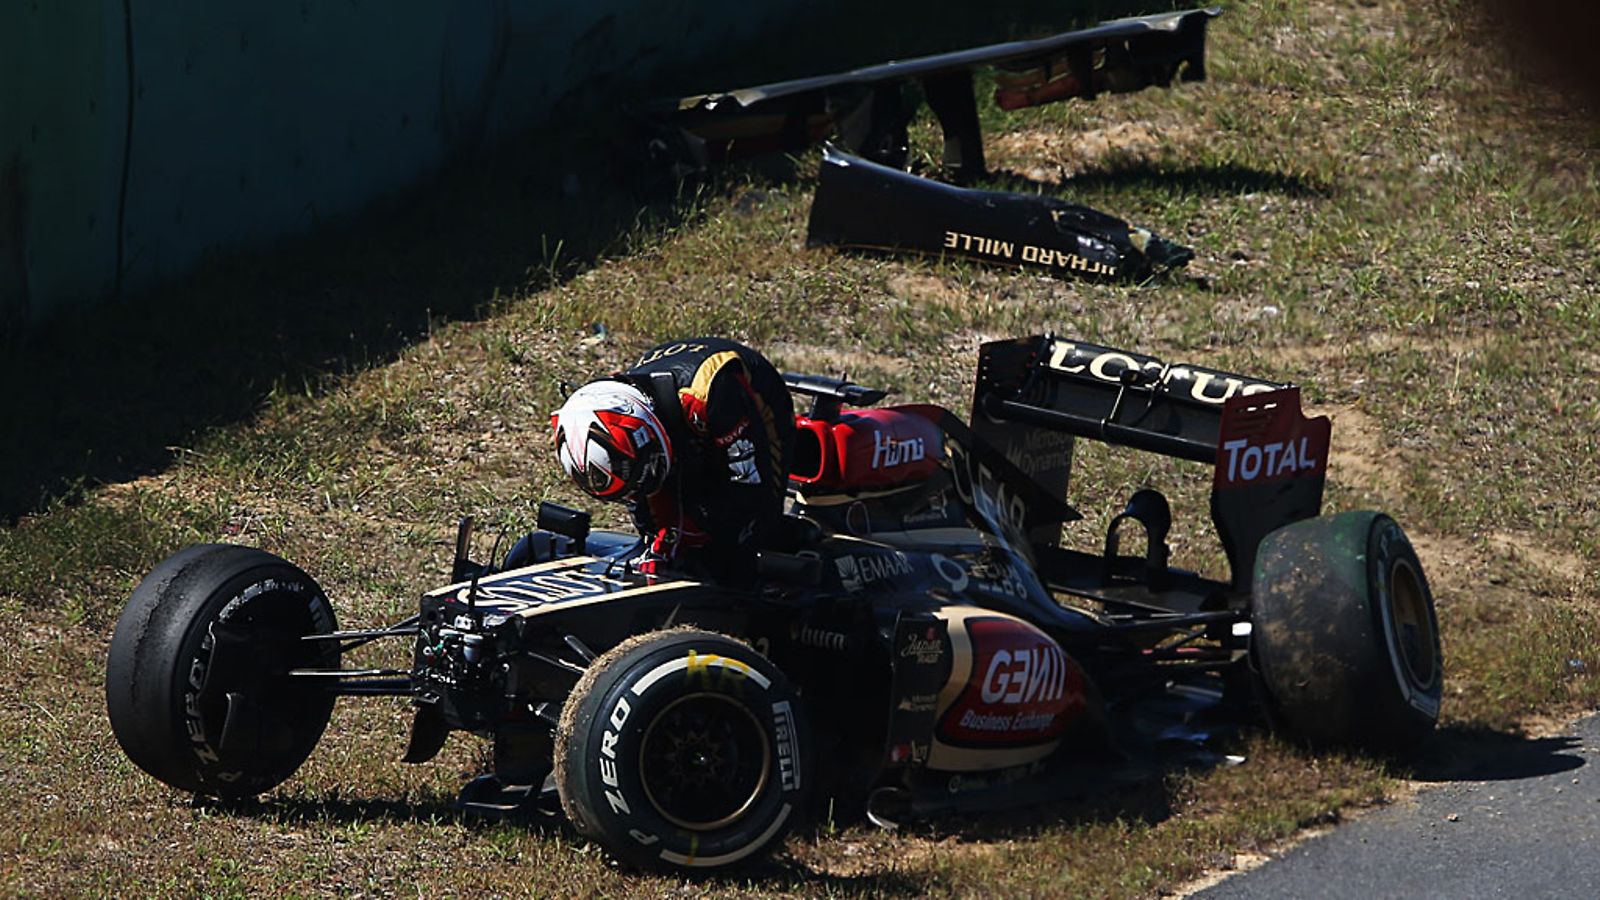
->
[630,651,773,696]
[659,803,793,868]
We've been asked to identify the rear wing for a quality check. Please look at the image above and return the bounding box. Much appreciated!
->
[971,336,1331,588]
[971,335,1288,462]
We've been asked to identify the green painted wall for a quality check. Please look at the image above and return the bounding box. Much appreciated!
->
[2,1,1188,329]
[0,1,812,327]
[2,2,126,327]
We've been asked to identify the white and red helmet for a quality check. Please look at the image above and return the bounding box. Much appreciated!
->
[551,380,673,500]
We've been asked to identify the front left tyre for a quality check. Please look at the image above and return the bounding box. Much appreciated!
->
[554,628,810,870]
[106,544,340,798]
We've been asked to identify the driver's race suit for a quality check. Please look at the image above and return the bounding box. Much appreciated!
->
[621,337,795,582]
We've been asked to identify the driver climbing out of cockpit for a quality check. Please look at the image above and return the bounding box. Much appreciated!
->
[550,337,795,583]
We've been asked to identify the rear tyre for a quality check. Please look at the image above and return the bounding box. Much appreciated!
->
[554,629,810,870]
[106,544,340,797]
[1251,512,1442,755]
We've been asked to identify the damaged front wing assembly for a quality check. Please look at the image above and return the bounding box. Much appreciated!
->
[656,7,1220,180]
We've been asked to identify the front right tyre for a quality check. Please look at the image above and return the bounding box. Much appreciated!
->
[554,628,810,870]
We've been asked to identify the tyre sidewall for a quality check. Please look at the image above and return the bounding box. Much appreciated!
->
[177,560,338,795]
[107,545,338,797]
[559,631,807,869]
[1366,515,1443,728]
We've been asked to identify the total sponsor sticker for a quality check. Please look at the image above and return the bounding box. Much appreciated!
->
[1213,387,1331,490]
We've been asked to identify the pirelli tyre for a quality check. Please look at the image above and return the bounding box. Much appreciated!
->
[106,544,340,798]
[1250,511,1443,755]
[555,629,810,870]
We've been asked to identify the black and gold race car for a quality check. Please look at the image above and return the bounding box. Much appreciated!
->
[107,334,1442,870]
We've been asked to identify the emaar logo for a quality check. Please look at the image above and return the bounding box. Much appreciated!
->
[835,552,912,590]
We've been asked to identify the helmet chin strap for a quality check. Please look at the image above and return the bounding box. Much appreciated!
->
[639,447,672,495]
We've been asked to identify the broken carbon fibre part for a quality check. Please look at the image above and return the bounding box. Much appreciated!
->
[806,145,1193,280]
[654,7,1221,181]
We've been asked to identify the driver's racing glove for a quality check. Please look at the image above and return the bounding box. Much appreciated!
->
[633,527,684,576]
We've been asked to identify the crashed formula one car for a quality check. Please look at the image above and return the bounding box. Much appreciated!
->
[106,335,1443,870]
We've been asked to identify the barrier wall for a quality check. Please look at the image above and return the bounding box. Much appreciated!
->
[0,1,809,327]
[1,0,1185,329]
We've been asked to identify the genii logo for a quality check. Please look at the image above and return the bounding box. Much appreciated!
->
[938,617,1086,747]
[978,644,1067,706]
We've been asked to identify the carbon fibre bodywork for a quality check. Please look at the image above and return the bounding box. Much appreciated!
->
[656,8,1220,180]
[113,332,1426,871]
[393,334,1331,802]
[806,146,1195,280]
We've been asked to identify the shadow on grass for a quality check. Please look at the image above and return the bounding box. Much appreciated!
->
[0,115,736,524]
[207,792,470,829]
[735,855,935,896]
[983,162,1329,199]
[0,150,1300,524]
[212,791,933,894]
[905,772,1177,844]
[0,81,1314,526]
[1410,723,1588,783]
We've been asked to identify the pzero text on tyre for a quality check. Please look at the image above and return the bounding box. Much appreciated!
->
[106,544,340,798]
[1251,511,1443,754]
[554,628,810,870]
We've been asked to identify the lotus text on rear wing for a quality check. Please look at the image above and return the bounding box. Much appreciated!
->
[1046,340,1282,404]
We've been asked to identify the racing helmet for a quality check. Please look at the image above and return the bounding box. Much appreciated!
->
[551,379,673,501]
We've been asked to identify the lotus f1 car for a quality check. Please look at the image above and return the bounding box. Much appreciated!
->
[107,335,1443,870]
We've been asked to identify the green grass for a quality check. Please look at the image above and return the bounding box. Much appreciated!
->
[2,0,1598,895]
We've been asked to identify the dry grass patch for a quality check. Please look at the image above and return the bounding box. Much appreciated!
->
[991,120,1206,182]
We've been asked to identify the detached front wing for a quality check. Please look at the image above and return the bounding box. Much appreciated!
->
[807,147,1192,281]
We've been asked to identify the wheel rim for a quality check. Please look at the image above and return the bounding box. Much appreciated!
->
[639,693,771,831]
[1386,557,1439,689]
[192,589,334,767]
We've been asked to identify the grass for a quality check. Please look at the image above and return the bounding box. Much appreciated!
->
[2,0,1598,895]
